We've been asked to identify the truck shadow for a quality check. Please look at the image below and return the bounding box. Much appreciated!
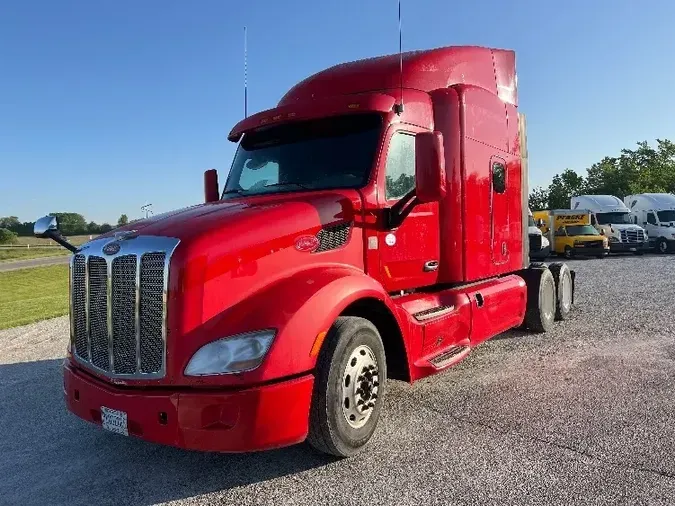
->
[0,358,335,506]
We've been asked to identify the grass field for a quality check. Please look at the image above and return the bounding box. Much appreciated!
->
[15,234,94,246]
[0,248,70,263]
[0,264,69,329]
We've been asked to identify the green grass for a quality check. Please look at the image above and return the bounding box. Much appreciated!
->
[0,265,69,330]
[0,248,70,263]
[15,234,94,246]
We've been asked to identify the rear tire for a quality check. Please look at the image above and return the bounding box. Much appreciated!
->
[307,316,387,458]
[548,262,573,321]
[521,266,556,333]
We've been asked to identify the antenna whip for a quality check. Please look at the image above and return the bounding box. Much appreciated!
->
[244,26,248,118]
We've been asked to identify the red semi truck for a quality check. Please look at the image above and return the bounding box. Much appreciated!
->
[35,45,575,457]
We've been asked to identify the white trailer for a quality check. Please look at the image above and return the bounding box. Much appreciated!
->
[570,195,649,254]
[624,193,675,253]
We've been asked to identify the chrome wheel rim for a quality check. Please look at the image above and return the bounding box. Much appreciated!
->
[341,345,379,429]
[561,273,572,312]
[660,241,667,253]
[542,278,555,321]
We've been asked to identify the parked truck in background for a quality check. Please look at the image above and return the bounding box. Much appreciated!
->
[34,45,576,458]
[528,208,550,259]
[533,209,609,259]
[570,195,648,255]
[624,193,675,253]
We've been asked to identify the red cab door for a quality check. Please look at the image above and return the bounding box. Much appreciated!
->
[377,128,440,292]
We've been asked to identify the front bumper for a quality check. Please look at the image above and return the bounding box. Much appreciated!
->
[609,242,649,253]
[571,246,609,256]
[63,362,315,452]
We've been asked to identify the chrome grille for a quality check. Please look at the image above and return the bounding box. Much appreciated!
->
[111,255,137,374]
[139,253,165,374]
[88,256,109,370]
[71,255,87,360]
[69,236,179,379]
[620,229,644,243]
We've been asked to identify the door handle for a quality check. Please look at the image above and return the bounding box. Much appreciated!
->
[423,260,439,272]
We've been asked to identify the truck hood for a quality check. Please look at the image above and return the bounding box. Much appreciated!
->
[106,191,365,337]
[100,192,357,243]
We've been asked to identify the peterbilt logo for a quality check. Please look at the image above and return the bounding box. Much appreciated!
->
[103,242,121,255]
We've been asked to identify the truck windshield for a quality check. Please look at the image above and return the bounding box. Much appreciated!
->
[657,210,675,222]
[596,212,632,225]
[566,225,599,236]
[222,113,382,197]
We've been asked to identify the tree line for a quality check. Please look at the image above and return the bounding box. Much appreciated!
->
[0,213,131,243]
[529,139,675,210]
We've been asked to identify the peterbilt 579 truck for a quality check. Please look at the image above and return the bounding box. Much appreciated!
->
[35,45,576,458]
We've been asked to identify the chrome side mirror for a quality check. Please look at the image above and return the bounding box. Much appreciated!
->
[34,215,59,238]
[33,215,78,253]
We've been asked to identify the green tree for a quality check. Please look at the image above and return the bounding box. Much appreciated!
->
[0,216,20,229]
[117,214,129,226]
[99,223,113,233]
[0,228,18,244]
[547,169,586,209]
[528,186,549,210]
[49,212,87,235]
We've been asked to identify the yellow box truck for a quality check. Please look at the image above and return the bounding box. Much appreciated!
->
[536,210,610,259]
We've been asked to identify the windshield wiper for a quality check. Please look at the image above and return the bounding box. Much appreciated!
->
[221,188,245,196]
[262,182,313,190]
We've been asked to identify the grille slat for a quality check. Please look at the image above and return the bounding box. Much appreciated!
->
[88,257,110,371]
[72,255,88,360]
[69,238,175,379]
[112,255,137,374]
[139,253,166,374]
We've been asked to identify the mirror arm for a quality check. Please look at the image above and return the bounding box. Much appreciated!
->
[48,230,79,253]
[384,189,418,229]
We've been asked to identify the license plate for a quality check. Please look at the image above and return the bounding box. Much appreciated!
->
[630,248,636,252]
[101,406,128,436]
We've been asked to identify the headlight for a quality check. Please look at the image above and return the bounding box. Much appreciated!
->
[609,237,619,242]
[184,330,276,376]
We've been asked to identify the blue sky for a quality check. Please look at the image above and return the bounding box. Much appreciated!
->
[1,0,673,224]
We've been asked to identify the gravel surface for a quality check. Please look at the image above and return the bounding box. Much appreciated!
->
[1,254,674,506]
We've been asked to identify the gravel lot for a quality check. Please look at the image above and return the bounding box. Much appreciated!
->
[1,254,674,506]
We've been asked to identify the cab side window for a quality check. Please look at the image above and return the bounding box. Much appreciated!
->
[647,212,657,225]
[492,162,506,194]
[385,132,415,200]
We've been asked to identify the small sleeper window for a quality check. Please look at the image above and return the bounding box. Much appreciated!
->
[492,161,506,194]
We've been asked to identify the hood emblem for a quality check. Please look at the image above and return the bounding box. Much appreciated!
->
[295,235,319,252]
[103,242,121,255]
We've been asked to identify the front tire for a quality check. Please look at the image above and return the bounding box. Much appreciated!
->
[657,237,668,254]
[564,246,573,259]
[307,316,387,458]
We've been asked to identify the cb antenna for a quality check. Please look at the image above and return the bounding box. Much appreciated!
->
[394,0,404,115]
[244,26,248,118]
